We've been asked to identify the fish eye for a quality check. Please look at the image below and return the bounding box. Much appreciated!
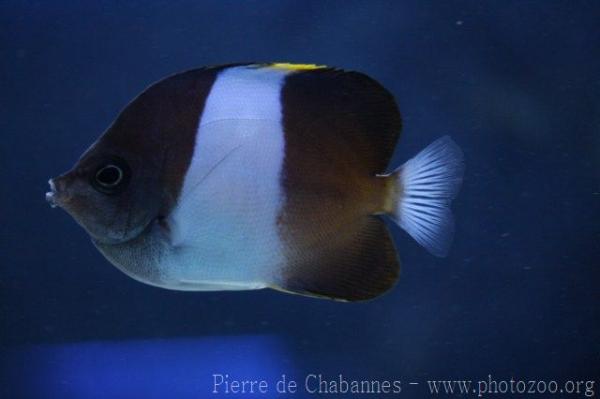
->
[92,159,130,194]
[96,165,122,186]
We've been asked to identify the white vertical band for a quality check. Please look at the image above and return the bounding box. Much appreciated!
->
[165,65,290,289]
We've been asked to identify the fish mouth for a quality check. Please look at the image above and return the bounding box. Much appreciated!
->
[46,179,59,208]
[46,177,72,208]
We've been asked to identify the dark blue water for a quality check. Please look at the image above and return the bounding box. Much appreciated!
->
[1,1,598,398]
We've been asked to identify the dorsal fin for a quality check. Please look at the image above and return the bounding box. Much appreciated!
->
[280,67,402,175]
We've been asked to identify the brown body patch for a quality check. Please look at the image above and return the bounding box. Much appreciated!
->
[58,66,229,265]
[52,67,226,246]
[93,66,226,217]
[277,68,402,301]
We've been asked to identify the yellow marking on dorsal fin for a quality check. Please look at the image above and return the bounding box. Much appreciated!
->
[268,63,327,71]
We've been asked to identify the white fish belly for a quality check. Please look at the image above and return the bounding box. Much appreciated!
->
[162,66,289,291]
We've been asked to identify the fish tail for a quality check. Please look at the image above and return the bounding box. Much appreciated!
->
[388,136,464,257]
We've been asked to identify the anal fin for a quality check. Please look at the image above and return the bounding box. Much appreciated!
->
[275,216,399,301]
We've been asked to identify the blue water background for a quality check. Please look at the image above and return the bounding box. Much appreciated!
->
[1,1,598,398]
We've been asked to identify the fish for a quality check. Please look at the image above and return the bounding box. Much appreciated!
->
[46,63,464,301]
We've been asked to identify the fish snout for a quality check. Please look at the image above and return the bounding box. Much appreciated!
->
[46,175,74,208]
[46,179,58,208]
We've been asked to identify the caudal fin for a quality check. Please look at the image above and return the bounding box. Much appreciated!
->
[391,136,464,257]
